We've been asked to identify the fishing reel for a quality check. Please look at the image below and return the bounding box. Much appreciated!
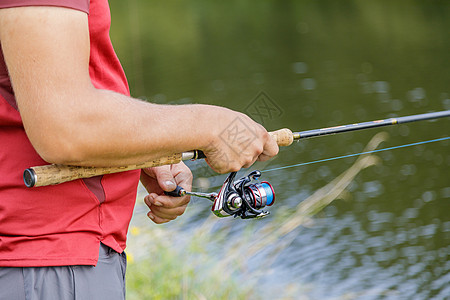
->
[166,170,275,219]
[211,170,275,219]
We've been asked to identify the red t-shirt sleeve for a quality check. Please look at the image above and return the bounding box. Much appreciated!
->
[0,0,89,13]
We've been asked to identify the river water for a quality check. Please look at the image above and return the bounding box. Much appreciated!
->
[110,1,450,299]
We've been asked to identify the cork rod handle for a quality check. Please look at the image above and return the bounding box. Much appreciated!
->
[24,128,294,187]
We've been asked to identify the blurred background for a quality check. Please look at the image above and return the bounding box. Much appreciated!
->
[108,0,449,299]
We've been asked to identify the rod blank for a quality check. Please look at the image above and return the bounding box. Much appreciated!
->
[294,110,450,140]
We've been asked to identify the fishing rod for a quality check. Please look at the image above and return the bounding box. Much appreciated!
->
[24,110,449,218]
[24,110,450,188]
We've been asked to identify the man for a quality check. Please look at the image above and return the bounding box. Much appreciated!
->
[0,0,278,299]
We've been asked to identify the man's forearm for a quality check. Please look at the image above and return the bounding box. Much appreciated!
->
[0,6,278,173]
[25,87,218,167]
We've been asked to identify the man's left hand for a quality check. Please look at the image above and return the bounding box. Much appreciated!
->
[140,162,193,224]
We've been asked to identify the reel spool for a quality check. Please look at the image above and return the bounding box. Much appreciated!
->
[245,181,275,209]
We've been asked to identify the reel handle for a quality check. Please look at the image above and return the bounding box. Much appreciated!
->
[164,186,186,197]
[24,128,293,187]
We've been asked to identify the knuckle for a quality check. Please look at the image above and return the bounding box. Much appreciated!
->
[244,156,255,166]
[229,163,241,173]
[243,160,255,168]
[257,155,268,162]
[255,144,264,154]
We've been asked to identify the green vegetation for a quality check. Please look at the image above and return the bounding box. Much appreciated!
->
[125,225,256,300]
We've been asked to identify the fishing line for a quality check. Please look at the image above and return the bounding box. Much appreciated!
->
[261,136,450,173]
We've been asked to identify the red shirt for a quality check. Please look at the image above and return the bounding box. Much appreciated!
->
[0,0,140,267]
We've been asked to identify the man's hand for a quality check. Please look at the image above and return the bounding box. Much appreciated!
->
[200,107,279,173]
[140,162,193,224]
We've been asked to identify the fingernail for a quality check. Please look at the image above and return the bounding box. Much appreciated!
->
[154,201,163,207]
[165,180,176,189]
[148,213,155,220]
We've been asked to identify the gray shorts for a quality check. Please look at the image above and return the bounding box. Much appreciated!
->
[0,243,127,300]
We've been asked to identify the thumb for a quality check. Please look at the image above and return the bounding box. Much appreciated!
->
[152,165,177,192]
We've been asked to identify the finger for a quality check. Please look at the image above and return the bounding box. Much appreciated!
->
[152,165,177,192]
[144,193,158,209]
[242,156,259,169]
[145,192,191,209]
[147,211,174,224]
[263,134,279,157]
[141,167,156,178]
[140,171,164,194]
[149,204,188,220]
[172,163,193,191]
[156,193,191,208]
[257,153,272,162]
